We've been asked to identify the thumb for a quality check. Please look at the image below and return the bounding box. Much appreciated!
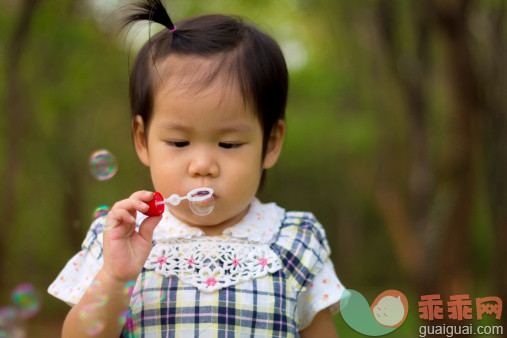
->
[138,215,163,242]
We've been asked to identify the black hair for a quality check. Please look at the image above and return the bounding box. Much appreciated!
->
[118,0,288,190]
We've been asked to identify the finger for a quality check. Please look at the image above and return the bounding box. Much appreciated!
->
[106,208,136,231]
[112,198,150,217]
[129,190,155,203]
[138,215,163,242]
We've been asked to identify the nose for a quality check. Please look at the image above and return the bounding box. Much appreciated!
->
[188,149,219,178]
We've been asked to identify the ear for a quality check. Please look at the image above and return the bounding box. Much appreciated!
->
[132,115,150,166]
[262,119,286,169]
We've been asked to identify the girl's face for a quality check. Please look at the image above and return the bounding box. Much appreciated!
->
[133,69,285,236]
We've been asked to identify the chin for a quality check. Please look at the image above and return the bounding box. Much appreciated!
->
[185,211,220,224]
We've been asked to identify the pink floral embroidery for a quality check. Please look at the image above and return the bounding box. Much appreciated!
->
[232,259,239,266]
[322,279,328,284]
[259,258,268,267]
[187,258,195,266]
[157,257,167,265]
[206,278,217,287]
[323,294,329,301]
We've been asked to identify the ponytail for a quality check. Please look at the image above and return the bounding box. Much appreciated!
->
[120,0,177,33]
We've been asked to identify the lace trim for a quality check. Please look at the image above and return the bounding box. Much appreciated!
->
[147,198,286,244]
[144,237,282,293]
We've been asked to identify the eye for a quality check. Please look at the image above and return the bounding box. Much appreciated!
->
[219,142,242,149]
[166,141,189,148]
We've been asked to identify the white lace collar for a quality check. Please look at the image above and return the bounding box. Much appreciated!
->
[137,197,286,244]
[140,198,286,292]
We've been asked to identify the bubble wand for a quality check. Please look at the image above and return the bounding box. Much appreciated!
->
[144,187,214,217]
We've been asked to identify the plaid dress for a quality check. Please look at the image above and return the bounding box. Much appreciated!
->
[48,198,344,337]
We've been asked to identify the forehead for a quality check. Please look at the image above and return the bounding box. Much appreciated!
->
[151,55,258,129]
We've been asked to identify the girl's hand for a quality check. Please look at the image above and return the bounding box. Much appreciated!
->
[102,191,162,283]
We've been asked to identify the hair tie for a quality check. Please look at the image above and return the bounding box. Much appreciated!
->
[169,26,177,33]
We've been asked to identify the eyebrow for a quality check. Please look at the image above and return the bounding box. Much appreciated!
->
[160,122,253,133]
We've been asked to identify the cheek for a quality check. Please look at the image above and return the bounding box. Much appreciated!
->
[225,164,262,197]
[226,148,263,176]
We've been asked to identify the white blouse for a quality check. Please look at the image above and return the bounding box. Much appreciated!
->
[48,198,344,329]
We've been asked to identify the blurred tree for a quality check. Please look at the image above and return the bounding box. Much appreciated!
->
[0,0,41,289]
[0,0,505,336]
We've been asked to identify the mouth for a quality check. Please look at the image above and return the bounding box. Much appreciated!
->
[194,193,216,205]
[188,189,216,216]
[189,188,216,205]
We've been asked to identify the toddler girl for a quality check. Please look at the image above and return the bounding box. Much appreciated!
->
[48,0,345,336]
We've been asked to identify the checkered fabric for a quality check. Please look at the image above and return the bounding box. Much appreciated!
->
[81,217,105,260]
[117,212,331,337]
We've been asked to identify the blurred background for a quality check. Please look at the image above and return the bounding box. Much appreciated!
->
[0,0,505,336]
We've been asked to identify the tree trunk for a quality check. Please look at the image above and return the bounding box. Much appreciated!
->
[0,0,42,289]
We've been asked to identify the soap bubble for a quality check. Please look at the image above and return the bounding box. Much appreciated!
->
[79,305,105,335]
[0,306,19,328]
[188,189,214,216]
[119,309,141,336]
[189,201,214,216]
[118,310,129,326]
[88,281,108,307]
[122,280,137,306]
[139,275,166,304]
[89,149,118,181]
[0,327,25,338]
[123,280,136,297]
[11,284,40,319]
[92,205,109,219]
[123,311,141,336]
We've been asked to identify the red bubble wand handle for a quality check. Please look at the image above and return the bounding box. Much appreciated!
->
[144,187,214,217]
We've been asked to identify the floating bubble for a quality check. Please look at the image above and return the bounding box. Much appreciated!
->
[87,281,108,307]
[139,275,166,304]
[11,284,39,319]
[89,149,118,181]
[103,218,119,232]
[118,310,129,327]
[123,280,136,297]
[92,205,109,219]
[0,306,19,328]
[118,309,141,336]
[79,305,105,335]
[122,280,137,306]
[1,327,25,338]
[123,312,141,336]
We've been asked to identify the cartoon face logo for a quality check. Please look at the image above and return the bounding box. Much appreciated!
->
[371,290,409,327]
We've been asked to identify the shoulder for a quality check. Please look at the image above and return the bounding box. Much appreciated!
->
[276,211,331,256]
[270,210,332,286]
[282,211,329,239]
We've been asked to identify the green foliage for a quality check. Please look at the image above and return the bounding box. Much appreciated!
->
[0,0,504,335]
